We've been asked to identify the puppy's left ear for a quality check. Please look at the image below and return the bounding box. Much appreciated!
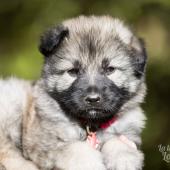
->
[39,25,69,57]
[130,36,147,78]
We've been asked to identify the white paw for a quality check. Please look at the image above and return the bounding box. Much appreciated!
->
[56,141,106,170]
[2,157,39,170]
[102,137,144,170]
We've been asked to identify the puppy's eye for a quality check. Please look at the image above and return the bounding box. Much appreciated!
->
[105,66,115,75]
[68,68,80,76]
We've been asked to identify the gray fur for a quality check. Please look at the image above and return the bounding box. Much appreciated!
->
[0,16,147,170]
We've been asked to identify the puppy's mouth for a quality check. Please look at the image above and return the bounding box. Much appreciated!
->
[77,108,115,120]
[87,109,104,117]
[75,108,117,131]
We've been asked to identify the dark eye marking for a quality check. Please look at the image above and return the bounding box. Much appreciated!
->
[102,58,110,68]
[105,66,116,75]
[74,60,81,68]
[101,58,116,75]
[67,60,82,77]
[68,68,80,77]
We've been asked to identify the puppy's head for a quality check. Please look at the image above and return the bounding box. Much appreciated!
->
[39,16,147,123]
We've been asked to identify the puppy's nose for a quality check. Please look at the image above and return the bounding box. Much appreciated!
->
[85,93,101,104]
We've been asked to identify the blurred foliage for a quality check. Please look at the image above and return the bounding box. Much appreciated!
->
[0,0,170,169]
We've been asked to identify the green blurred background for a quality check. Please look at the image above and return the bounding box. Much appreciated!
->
[0,0,170,169]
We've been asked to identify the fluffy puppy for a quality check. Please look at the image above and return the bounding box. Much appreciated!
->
[0,16,147,170]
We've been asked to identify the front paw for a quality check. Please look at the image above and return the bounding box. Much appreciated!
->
[2,157,39,170]
[56,141,106,170]
[101,137,144,170]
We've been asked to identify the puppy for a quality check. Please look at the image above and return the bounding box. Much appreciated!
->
[0,16,147,170]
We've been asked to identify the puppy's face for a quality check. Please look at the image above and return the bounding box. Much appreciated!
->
[39,16,147,122]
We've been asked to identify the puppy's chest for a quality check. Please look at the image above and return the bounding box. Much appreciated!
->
[74,124,116,149]
[55,121,116,147]
[96,130,115,143]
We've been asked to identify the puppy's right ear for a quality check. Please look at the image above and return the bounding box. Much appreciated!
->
[39,25,69,57]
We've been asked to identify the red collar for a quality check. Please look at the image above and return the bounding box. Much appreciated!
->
[79,115,118,131]
[99,115,117,129]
